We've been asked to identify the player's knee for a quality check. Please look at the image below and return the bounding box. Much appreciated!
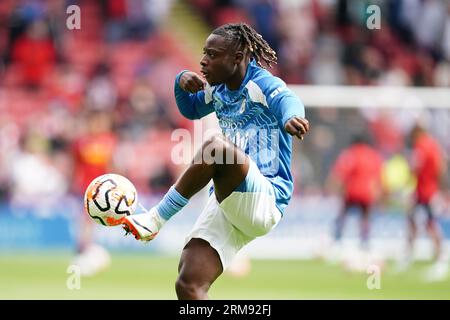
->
[175,276,208,300]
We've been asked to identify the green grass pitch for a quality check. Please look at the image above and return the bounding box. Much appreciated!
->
[0,251,449,299]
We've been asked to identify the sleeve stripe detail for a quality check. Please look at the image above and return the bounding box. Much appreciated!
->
[245,80,268,108]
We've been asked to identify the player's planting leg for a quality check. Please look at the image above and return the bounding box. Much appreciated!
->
[175,134,250,203]
[175,238,222,300]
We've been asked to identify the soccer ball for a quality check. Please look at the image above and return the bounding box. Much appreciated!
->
[84,173,138,226]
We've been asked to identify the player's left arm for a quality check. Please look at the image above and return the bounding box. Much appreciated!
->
[259,76,309,140]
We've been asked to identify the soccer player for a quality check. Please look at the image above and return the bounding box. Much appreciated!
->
[327,135,383,252]
[122,23,309,299]
[401,123,447,278]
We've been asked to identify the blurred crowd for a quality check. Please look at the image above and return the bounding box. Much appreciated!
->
[191,0,450,86]
[0,0,188,210]
[0,0,449,214]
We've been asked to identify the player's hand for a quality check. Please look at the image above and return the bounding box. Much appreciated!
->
[179,71,206,94]
[285,116,310,140]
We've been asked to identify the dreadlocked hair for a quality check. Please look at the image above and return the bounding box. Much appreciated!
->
[212,23,277,69]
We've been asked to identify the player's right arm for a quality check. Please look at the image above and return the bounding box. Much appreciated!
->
[174,70,215,120]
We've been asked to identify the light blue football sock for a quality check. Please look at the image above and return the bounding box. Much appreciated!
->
[155,186,189,221]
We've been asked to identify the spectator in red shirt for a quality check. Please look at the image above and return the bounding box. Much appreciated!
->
[327,135,384,250]
[70,110,117,276]
[11,19,56,88]
[406,123,446,263]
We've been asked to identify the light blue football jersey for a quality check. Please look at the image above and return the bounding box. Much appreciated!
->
[174,59,305,214]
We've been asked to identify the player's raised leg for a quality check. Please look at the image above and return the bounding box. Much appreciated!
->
[122,134,249,240]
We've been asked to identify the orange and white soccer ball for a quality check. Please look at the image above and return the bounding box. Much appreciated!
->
[84,173,138,226]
